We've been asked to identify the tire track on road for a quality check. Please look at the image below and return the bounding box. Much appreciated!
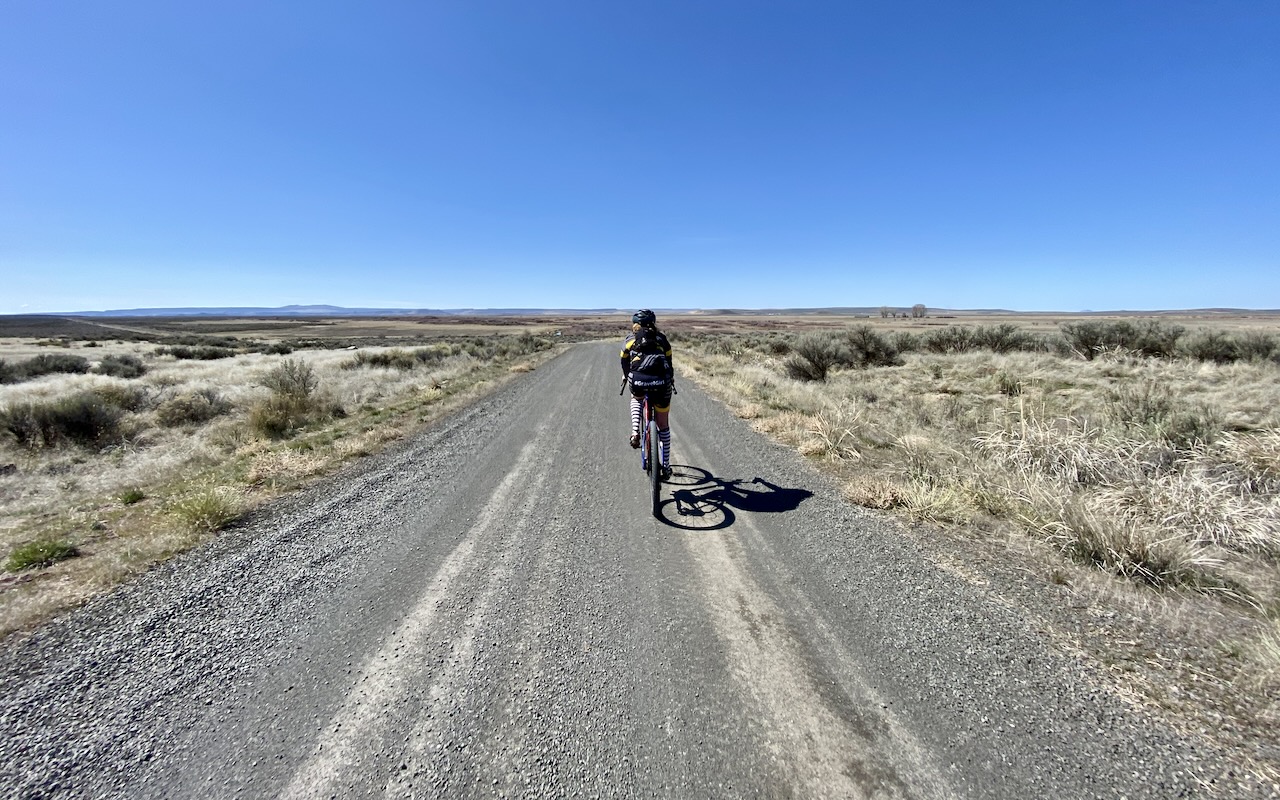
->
[673,432,955,800]
[282,428,550,799]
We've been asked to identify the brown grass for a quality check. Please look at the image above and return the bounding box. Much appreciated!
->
[681,319,1280,784]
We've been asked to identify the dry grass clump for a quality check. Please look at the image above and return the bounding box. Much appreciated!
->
[803,406,866,461]
[1246,621,1280,690]
[843,475,911,509]
[168,487,243,533]
[245,449,328,489]
[1029,497,1241,596]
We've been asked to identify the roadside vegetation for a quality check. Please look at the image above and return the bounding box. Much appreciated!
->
[0,332,557,636]
[679,320,1280,742]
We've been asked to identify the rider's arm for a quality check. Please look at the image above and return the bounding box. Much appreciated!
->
[620,337,633,376]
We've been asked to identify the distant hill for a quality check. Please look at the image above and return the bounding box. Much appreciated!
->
[49,306,629,317]
[12,305,1280,318]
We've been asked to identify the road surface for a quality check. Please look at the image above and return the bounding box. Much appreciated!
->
[0,343,1244,798]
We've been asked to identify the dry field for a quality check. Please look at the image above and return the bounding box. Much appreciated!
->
[0,312,642,345]
[5,309,1280,770]
[676,311,1280,774]
[0,319,564,636]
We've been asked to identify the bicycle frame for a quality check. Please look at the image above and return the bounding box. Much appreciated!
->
[622,377,664,517]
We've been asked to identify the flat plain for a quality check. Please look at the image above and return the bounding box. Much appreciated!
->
[2,309,1279,796]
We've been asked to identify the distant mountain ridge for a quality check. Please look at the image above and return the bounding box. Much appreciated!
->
[18,305,1280,317]
[53,305,628,317]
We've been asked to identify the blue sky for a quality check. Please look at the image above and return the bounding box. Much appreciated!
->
[2,1,1277,313]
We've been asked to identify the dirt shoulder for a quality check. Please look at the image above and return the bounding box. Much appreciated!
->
[901,515,1280,792]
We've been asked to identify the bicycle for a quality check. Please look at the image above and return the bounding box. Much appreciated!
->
[620,377,674,518]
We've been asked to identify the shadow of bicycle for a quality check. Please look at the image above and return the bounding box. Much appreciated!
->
[657,465,813,531]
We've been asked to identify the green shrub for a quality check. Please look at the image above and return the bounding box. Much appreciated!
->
[166,334,240,348]
[343,349,420,370]
[5,539,80,572]
[263,342,294,355]
[1106,381,1177,429]
[261,359,317,400]
[92,384,151,412]
[889,331,920,353]
[250,359,322,438]
[456,334,549,361]
[1128,321,1185,358]
[13,353,92,379]
[1180,330,1241,364]
[248,394,312,438]
[1236,332,1278,363]
[1163,404,1225,449]
[1,403,42,446]
[922,326,975,354]
[784,333,845,381]
[994,369,1023,396]
[117,487,146,505]
[764,337,792,356]
[156,345,236,360]
[1060,320,1185,360]
[156,389,231,427]
[0,360,17,384]
[1105,381,1223,448]
[701,336,736,356]
[972,324,1036,353]
[1,392,125,449]
[94,354,147,378]
[1058,321,1105,358]
[841,326,902,367]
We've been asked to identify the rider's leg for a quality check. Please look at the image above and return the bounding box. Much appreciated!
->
[655,408,671,468]
[629,395,642,447]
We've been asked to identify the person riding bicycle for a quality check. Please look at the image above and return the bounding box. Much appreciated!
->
[621,309,674,478]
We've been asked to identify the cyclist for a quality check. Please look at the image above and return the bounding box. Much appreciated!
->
[621,309,674,478]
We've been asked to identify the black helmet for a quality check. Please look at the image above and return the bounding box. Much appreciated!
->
[632,309,656,326]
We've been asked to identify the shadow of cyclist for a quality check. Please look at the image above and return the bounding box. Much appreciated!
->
[659,466,812,529]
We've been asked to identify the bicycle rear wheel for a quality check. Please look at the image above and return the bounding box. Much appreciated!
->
[648,419,661,517]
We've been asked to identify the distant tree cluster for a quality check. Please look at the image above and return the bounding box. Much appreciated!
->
[878,305,927,319]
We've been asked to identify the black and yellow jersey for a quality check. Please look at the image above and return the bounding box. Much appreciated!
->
[621,327,673,382]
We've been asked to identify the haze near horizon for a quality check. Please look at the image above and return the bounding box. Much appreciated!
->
[2,1,1277,314]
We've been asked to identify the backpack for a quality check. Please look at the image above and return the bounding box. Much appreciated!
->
[630,328,669,378]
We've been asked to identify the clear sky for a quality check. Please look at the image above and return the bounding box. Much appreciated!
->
[2,1,1277,313]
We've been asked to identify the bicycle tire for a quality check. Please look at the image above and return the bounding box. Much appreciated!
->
[639,398,650,473]
[648,419,661,517]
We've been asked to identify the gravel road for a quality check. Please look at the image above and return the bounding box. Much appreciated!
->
[0,342,1251,798]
